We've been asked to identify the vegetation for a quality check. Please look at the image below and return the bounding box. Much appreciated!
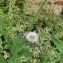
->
[0,0,63,63]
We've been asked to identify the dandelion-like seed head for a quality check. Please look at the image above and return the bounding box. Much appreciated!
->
[26,32,38,43]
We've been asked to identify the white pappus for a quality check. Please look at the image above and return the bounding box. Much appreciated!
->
[26,32,38,43]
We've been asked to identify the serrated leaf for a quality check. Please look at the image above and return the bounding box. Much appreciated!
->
[17,47,33,58]
[4,41,13,49]
[13,37,26,47]
[12,37,26,54]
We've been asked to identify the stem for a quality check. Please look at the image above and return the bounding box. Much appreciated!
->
[28,0,47,31]
[8,0,16,17]
[29,0,47,31]
[0,52,7,63]
[33,0,47,21]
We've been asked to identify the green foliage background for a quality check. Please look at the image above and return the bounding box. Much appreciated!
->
[0,0,63,63]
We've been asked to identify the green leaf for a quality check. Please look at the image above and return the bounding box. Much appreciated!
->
[54,50,60,61]
[0,52,7,63]
[13,37,26,47]
[0,58,3,63]
[52,35,63,52]
[0,9,4,15]
[38,61,42,63]
[7,59,13,63]
[4,41,13,49]
[17,47,33,58]
[12,36,26,54]
[0,46,3,52]
[38,53,45,58]
[60,53,63,63]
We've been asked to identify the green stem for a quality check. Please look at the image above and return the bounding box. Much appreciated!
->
[8,0,16,17]
[33,0,47,21]
[28,0,47,31]
[0,52,7,63]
